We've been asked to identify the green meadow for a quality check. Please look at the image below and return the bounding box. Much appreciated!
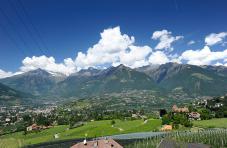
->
[2,118,227,148]
[193,118,227,128]
[0,119,161,148]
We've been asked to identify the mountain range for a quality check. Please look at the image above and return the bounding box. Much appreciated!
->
[137,63,227,96]
[0,63,227,104]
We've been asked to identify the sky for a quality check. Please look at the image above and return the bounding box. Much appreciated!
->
[0,0,227,78]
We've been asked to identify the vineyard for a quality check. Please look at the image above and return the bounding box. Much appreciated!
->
[125,129,227,148]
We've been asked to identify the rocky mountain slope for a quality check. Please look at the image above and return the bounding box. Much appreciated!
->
[1,63,227,99]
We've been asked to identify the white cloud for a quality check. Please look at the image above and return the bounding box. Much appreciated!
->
[214,61,227,67]
[0,27,155,77]
[75,26,135,69]
[151,29,183,51]
[117,45,152,68]
[214,62,223,66]
[168,54,182,63]
[2,28,227,78]
[205,32,227,46]
[148,51,170,65]
[75,26,143,69]
[0,69,13,79]
[20,56,77,76]
[187,40,195,45]
[0,56,77,78]
[179,46,227,65]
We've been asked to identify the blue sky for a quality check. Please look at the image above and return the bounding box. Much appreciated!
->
[0,0,227,77]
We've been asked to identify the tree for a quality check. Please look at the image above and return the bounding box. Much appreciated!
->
[36,114,51,126]
[139,109,145,115]
[183,120,193,127]
[57,116,68,125]
[199,109,212,120]
[172,113,187,125]
[172,113,192,127]
[188,104,195,112]
[162,114,171,125]
[111,120,116,126]
[159,109,167,117]
[22,114,32,125]
[69,115,80,128]
[224,111,227,117]
[172,123,179,129]
[215,110,224,118]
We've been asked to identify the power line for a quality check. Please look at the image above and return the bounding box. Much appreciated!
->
[8,0,45,55]
[0,6,31,55]
[0,22,27,57]
[17,0,50,54]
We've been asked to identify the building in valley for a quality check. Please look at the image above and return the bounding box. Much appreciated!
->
[172,105,189,113]
[188,112,201,120]
[160,125,172,131]
[71,138,123,148]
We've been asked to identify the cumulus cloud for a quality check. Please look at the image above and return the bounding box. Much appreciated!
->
[214,62,227,67]
[214,62,223,66]
[20,56,77,76]
[75,26,152,69]
[205,32,227,46]
[2,27,227,78]
[187,40,195,45]
[168,54,182,64]
[179,46,227,65]
[0,69,13,78]
[148,51,170,65]
[151,29,183,51]
[117,45,152,68]
[75,26,135,69]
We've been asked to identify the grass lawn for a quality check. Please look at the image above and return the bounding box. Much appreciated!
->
[0,138,24,148]
[0,119,161,148]
[193,118,227,128]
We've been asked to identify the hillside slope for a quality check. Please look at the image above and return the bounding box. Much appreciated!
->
[138,63,227,96]
[54,64,161,97]
[0,83,31,105]
[0,69,59,96]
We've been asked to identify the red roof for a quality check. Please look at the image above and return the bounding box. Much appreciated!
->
[71,139,123,148]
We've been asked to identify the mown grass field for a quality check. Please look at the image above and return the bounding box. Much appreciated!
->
[193,118,227,128]
[0,119,161,148]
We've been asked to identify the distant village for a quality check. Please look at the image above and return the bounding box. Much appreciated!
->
[160,95,227,131]
[0,95,226,136]
[0,105,57,134]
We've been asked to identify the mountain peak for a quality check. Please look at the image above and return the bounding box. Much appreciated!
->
[24,68,50,76]
[115,64,130,70]
[117,64,125,67]
[74,67,102,77]
[29,68,46,72]
[163,62,180,67]
[79,67,98,73]
[87,67,97,71]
